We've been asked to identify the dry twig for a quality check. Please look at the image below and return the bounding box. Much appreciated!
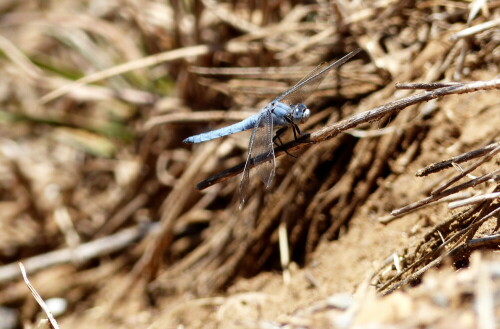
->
[19,263,60,329]
[0,223,157,284]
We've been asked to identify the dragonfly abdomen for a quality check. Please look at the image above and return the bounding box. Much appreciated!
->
[183,115,259,144]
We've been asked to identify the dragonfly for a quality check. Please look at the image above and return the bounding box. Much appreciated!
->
[184,48,361,205]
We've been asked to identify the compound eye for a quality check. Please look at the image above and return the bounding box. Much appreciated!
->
[302,108,310,121]
[295,103,306,114]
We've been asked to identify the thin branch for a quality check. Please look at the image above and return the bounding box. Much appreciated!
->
[40,42,251,104]
[196,79,500,190]
[395,81,463,90]
[448,192,500,209]
[201,0,260,33]
[416,142,500,177]
[144,110,255,130]
[19,263,60,329]
[0,223,158,284]
[450,18,500,40]
[467,234,500,248]
[378,191,472,224]
[391,169,500,217]
[430,144,500,194]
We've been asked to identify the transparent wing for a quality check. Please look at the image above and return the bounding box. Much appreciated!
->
[276,49,361,106]
[239,108,275,205]
[277,62,330,106]
[253,109,275,187]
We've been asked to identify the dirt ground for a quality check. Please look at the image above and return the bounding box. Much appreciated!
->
[0,1,498,329]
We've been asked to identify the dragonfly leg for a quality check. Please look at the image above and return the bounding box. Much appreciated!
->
[291,123,303,140]
[273,126,297,158]
[273,127,288,147]
[282,115,303,141]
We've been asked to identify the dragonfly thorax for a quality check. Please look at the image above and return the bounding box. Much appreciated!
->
[290,103,310,124]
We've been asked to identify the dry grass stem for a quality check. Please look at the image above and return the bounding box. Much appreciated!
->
[0,224,157,284]
[19,263,60,329]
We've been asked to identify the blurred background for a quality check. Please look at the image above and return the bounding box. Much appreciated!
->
[0,0,498,328]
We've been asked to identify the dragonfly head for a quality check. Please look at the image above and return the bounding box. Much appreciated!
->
[292,103,310,124]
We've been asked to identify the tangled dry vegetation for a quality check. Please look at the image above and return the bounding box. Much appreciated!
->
[0,0,498,328]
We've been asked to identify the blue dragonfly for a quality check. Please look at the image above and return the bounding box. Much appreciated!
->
[184,49,361,205]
